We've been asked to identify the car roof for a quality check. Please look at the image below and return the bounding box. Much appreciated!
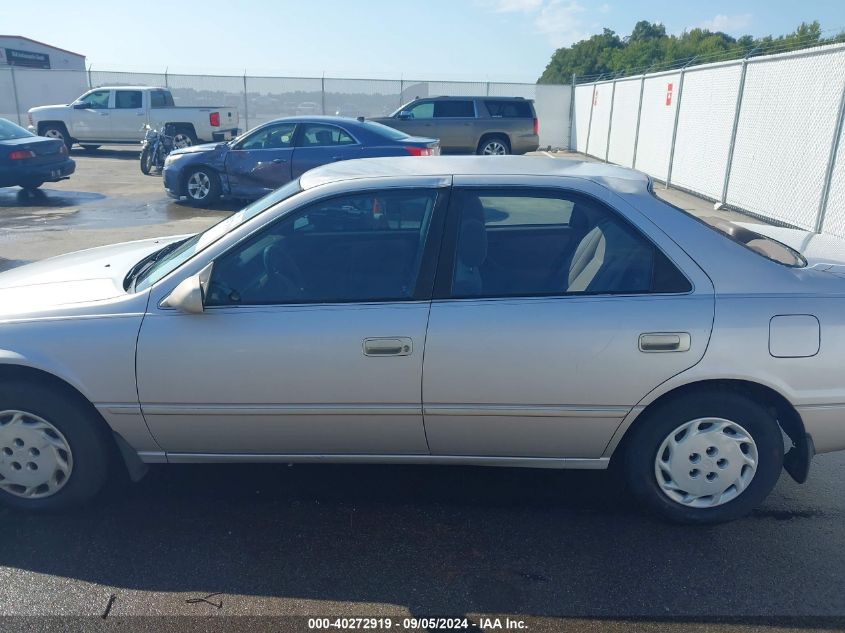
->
[257,115,371,126]
[408,96,528,101]
[88,86,167,91]
[299,156,652,195]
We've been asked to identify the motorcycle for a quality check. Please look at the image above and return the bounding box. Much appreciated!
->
[139,123,176,175]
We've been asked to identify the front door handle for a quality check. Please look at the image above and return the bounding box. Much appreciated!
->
[363,337,413,357]
[272,158,287,164]
[639,332,691,353]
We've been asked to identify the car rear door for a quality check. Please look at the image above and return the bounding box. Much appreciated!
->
[421,177,715,460]
[135,180,449,455]
[225,122,296,197]
[290,123,363,180]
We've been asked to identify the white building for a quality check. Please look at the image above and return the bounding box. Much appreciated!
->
[0,35,85,71]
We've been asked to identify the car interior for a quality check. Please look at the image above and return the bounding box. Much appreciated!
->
[204,189,691,308]
[452,191,691,297]
[206,191,436,306]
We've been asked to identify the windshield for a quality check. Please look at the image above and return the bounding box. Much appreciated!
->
[0,118,34,140]
[132,179,303,292]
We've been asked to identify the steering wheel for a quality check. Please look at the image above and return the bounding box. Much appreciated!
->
[262,242,305,300]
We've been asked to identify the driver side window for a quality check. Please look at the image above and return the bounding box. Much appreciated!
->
[237,123,296,150]
[206,189,439,307]
[406,102,434,119]
[78,90,110,109]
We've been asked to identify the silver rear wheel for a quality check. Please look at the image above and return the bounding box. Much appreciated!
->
[0,410,73,499]
[655,417,758,509]
[480,139,508,155]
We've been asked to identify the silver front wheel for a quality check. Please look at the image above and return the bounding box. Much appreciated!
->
[187,171,211,200]
[0,410,73,499]
[654,417,758,509]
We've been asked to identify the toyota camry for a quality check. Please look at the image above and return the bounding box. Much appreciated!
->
[1,156,843,523]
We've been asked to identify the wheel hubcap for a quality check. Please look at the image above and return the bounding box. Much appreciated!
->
[44,129,64,140]
[187,172,211,199]
[483,141,506,155]
[654,417,758,508]
[0,410,73,499]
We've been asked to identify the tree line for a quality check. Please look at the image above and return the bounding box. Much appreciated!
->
[538,20,845,84]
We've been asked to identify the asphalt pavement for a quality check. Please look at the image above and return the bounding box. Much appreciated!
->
[1,148,844,632]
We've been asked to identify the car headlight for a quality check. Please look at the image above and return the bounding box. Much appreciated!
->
[164,153,186,167]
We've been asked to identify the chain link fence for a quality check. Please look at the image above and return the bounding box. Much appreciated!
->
[573,42,845,239]
[0,68,571,149]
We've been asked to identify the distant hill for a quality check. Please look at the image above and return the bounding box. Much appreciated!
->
[538,20,845,84]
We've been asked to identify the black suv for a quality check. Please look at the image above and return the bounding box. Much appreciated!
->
[372,96,539,155]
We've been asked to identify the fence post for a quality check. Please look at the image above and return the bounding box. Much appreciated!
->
[583,81,597,156]
[568,73,576,151]
[604,78,617,162]
[486,81,491,96]
[242,71,249,133]
[816,75,845,233]
[87,63,92,89]
[399,77,405,109]
[164,67,169,88]
[666,59,695,186]
[631,74,646,169]
[720,55,754,207]
[9,65,22,126]
[321,74,326,115]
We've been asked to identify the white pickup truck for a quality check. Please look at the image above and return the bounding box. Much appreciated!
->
[27,86,240,150]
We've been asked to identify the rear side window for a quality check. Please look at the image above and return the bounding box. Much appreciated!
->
[115,90,142,109]
[484,100,533,118]
[448,189,691,298]
[150,90,175,108]
[434,101,475,118]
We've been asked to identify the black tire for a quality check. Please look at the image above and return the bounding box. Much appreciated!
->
[39,123,73,151]
[80,145,101,151]
[477,135,511,156]
[183,167,221,206]
[140,146,154,175]
[0,380,114,512]
[20,181,44,191]
[623,389,784,524]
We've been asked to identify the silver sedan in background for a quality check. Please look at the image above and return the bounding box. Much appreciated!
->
[0,156,843,523]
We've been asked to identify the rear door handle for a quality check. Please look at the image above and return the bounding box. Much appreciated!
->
[639,332,691,353]
[363,337,413,357]
[272,158,287,163]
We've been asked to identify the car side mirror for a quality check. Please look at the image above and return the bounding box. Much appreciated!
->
[397,111,413,120]
[160,263,213,314]
[72,102,88,109]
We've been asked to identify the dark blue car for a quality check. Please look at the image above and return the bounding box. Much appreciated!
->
[0,118,75,191]
[162,116,440,205]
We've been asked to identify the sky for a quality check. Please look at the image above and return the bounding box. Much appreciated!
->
[4,0,844,82]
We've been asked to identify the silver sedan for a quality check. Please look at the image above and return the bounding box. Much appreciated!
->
[1,156,844,523]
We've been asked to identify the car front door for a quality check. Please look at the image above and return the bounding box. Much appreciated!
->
[225,122,296,197]
[108,90,146,141]
[386,101,435,139]
[290,123,363,180]
[135,184,448,456]
[421,180,715,460]
[69,89,112,140]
